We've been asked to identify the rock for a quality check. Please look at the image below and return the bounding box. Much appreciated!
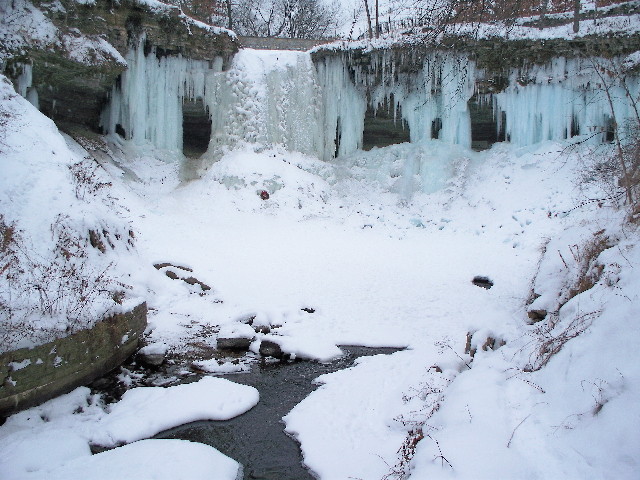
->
[165,270,179,280]
[472,276,494,289]
[217,337,252,351]
[156,263,212,292]
[259,340,289,360]
[527,309,547,322]
[137,352,165,368]
[217,323,255,351]
[0,303,147,417]
[137,342,168,368]
[154,262,193,272]
[183,276,211,292]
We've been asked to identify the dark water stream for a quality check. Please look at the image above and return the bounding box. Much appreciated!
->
[154,346,401,480]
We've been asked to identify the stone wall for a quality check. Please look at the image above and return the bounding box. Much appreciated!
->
[238,36,332,51]
[0,303,147,417]
[312,34,640,86]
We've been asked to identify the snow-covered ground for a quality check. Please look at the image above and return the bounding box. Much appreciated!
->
[1,39,639,480]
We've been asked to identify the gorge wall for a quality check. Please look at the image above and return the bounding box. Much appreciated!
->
[1,0,238,133]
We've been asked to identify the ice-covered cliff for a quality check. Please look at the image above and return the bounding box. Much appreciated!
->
[99,42,639,165]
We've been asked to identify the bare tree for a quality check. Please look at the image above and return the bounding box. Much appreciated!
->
[363,0,373,38]
[232,0,341,38]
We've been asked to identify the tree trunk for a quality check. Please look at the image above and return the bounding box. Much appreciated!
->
[363,0,373,39]
[226,0,233,30]
[375,0,379,38]
[539,0,547,30]
[573,0,580,33]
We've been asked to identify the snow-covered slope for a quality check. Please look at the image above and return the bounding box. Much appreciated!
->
[0,75,141,352]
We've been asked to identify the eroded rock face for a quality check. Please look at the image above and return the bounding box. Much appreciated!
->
[2,0,238,132]
[0,303,147,417]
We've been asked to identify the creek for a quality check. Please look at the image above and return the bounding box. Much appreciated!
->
[154,346,401,480]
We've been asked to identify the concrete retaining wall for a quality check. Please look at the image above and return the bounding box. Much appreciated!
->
[238,36,332,51]
[0,303,147,417]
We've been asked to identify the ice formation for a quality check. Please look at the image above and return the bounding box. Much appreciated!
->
[15,63,39,109]
[101,39,323,158]
[493,56,640,146]
[100,42,638,163]
[101,37,224,152]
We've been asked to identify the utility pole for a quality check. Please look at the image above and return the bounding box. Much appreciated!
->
[573,0,580,33]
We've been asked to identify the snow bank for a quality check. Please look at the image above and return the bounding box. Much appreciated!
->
[0,377,257,478]
[43,439,241,480]
[95,376,259,446]
[284,350,437,478]
[408,222,640,479]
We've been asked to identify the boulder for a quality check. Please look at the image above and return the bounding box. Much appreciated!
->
[217,337,252,351]
[137,342,168,368]
[216,323,255,351]
[259,340,289,360]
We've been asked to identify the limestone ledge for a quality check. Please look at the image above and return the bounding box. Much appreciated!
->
[0,302,147,417]
[2,0,238,132]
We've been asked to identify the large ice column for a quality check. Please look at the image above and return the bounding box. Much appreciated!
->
[399,52,475,147]
[494,57,640,146]
[210,49,324,156]
[315,56,367,160]
[102,37,224,152]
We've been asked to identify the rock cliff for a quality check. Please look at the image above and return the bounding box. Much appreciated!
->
[1,0,238,132]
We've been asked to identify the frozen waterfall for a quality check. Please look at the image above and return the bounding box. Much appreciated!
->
[101,40,324,158]
[101,42,638,163]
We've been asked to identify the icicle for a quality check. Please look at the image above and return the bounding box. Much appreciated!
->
[15,64,39,109]
[102,35,224,152]
[494,57,640,146]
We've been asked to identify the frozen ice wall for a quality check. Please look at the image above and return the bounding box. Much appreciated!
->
[315,51,476,160]
[101,40,639,166]
[102,43,477,162]
[212,49,323,156]
[494,57,640,146]
[315,56,367,160]
[101,37,224,152]
[102,40,323,158]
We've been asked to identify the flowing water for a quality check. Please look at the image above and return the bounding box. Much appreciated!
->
[155,346,401,480]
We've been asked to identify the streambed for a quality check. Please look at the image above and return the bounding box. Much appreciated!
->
[155,346,401,480]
